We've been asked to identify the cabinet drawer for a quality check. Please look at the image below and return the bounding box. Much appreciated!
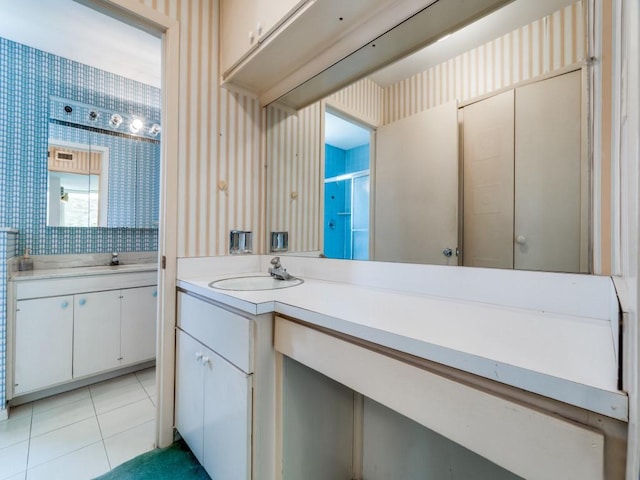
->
[178,292,254,373]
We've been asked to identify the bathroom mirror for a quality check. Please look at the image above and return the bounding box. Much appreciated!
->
[266,0,591,274]
[47,112,160,229]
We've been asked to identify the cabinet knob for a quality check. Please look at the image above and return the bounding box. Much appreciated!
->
[61,301,69,309]
[152,290,158,298]
[195,352,203,362]
[515,235,527,245]
[249,30,255,44]
[201,355,210,366]
[256,22,263,36]
[78,298,87,306]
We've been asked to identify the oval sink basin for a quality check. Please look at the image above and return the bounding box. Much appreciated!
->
[209,275,303,291]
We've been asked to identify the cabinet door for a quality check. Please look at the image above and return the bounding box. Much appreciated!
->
[256,0,304,41]
[14,296,73,395]
[220,0,258,74]
[120,286,157,366]
[73,290,121,378]
[203,349,252,480]
[176,331,205,464]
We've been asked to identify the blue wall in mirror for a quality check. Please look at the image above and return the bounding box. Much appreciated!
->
[324,144,370,260]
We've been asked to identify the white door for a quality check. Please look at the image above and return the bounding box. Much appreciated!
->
[374,102,459,265]
[514,70,583,273]
[73,290,121,378]
[14,296,73,394]
[462,90,515,268]
[120,286,157,366]
[203,348,252,480]
[175,331,205,464]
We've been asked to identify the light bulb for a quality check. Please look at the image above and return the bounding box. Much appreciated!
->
[149,123,161,136]
[130,118,143,133]
[110,114,123,128]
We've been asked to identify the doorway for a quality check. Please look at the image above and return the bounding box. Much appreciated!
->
[323,111,371,260]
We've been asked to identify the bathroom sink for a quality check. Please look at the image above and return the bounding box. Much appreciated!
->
[209,275,303,291]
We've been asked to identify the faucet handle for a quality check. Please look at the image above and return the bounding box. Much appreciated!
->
[270,256,281,266]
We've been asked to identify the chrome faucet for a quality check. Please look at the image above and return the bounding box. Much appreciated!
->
[268,256,293,280]
[110,252,120,266]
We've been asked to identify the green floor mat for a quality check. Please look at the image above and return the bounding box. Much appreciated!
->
[94,440,210,480]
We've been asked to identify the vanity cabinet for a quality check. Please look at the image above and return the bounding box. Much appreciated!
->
[14,296,74,395]
[121,286,158,365]
[175,291,275,480]
[176,331,251,480]
[74,290,122,377]
[74,286,157,378]
[11,270,157,398]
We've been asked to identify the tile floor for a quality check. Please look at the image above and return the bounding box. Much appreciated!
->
[0,368,157,480]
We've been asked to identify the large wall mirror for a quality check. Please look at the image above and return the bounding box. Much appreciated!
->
[266,0,593,274]
[47,97,160,229]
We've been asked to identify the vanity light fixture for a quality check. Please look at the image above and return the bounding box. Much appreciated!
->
[109,113,123,128]
[130,118,143,133]
[89,111,99,121]
[149,123,161,136]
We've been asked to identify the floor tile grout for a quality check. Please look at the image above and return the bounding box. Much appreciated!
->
[3,368,157,479]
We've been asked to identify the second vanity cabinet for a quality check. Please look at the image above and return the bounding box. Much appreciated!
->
[73,286,157,378]
[176,290,276,480]
[11,269,157,397]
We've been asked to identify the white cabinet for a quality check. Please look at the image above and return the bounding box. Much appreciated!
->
[121,286,157,366]
[74,286,157,378]
[14,296,73,395]
[176,291,274,480]
[176,330,252,480]
[74,290,121,378]
[220,0,304,74]
[11,271,157,398]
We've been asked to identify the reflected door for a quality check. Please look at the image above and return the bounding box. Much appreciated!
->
[462,90,515,268]
[375,102,459,265]
[462,70,584,273]
[514,70,583,272]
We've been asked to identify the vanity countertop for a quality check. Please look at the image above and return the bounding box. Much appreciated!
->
[11,263,158,281]
[178,272,627,421]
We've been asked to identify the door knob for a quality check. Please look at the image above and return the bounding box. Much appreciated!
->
[442,248,453,257]
[515,235,527,245]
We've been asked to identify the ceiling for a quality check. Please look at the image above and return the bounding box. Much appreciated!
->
[0,0,575,103]
[0,0,161,88]
[369,0,576,87]
[325,112,370,150]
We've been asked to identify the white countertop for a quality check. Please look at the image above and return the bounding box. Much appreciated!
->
[178,272,627,421]
[11,263,157,281]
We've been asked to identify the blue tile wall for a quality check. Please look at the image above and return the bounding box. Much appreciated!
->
[325,144,370,179]
[345,144,370,173]
[325,145,346,179]
[0,36,160,254]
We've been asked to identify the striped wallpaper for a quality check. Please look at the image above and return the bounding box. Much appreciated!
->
[266,103,322,253]
[383,1,586,124]
[137,0,263,258]
[327,78,384,127]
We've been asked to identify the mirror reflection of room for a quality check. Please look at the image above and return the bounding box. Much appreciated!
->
[268,0,588,274]
[323,112,371,260]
